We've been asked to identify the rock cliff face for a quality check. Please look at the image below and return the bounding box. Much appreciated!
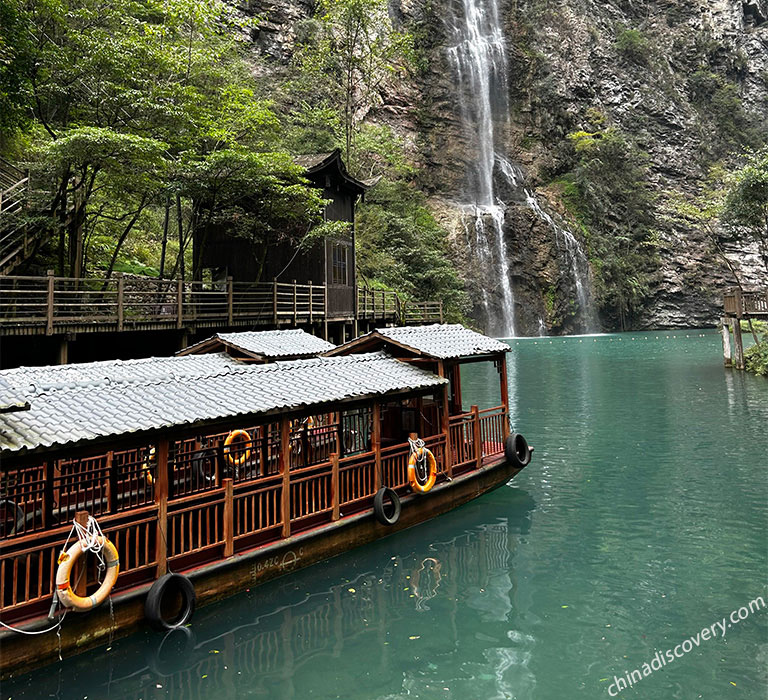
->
[246,0,767,333]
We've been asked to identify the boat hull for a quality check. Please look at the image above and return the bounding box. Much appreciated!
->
[1,455,522,678]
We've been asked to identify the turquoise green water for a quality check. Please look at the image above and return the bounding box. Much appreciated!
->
[5,331,767,699]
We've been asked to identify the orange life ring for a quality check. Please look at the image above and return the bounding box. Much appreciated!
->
[223,429,251,467]
[55,537,119,611]
[407,447,437,493]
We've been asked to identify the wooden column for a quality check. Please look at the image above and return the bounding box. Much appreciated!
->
[176,279,183,329]
[372,402,382,490]
[226,276,234,326]
[106,450,116,513]
[116,273,124,331]
[155,438,169,576]
[308,281,313,323]
[42,460,54,529]
[280,416,291,538]
[732,318,745,370]
[721,317,732,367]
[498,354,510,440]
[46,269,55,336]
[471,405,482,469]
[272,278,278,326]
[223,478,234,557]
[292,280,297,325]
[437,361,452,478]
[331,453,340,521]
[323,284,328,340]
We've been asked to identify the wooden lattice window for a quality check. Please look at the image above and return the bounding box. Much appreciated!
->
[332,243,348,285]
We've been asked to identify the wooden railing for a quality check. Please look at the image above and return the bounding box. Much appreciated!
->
[0,405,508,622]
[357,286,399,320]
[403,300,443,324]
[0,273,442,334]
[723,288,768,318]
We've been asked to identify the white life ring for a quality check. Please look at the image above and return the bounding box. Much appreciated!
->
[55,536,120,611]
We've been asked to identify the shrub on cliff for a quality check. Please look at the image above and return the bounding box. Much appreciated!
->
[559,128,657,330]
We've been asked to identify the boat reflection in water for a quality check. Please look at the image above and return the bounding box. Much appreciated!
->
[6,488,536,700]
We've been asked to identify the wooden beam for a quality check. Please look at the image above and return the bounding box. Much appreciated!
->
[438,361,452,478]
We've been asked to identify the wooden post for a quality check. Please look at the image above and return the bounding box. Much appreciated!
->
[42,460,54,529]
[155,438,169,576]
[280,416,291,538]
[272,278,278,326]
[292,280,297,325]
[499,354,510,440]
[176,279,183,329]
[734,287,743,319]
[331,453,340,521]
[437,361,452,478]
[308,281,313,323]
[353,280,359,337]
[721,317,732,367]
[223,478,234,557]
[439,300,444,324]
[372,402,382,490]
[46,269,54,335]
[323,283,328,340]
[732,318,745,370]
[74,510,90,596]
[227,276,234,326]
[106,451,116,513]
[471,405,482,469]
[116,273,124,332]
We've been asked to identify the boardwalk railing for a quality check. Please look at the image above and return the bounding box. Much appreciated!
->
[0,273,440,334]
[0,404,508,622]
[723,288,768,318]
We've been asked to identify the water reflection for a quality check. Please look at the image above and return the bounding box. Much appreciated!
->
[5,490,536,700]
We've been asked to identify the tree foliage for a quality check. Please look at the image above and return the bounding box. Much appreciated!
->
[559,127,658,329]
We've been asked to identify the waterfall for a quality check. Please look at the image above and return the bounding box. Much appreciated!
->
[446,0,516,337]
[445,0,597,335]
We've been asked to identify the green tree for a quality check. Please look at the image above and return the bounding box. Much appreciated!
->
[291,0,412,168]
[0,0,33,146]
[722,148,768,274]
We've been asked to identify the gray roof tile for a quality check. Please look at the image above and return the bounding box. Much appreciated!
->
[0,352,446,454]
[330,324,509,359]
[0,353,242,399]
[182,329,335,359]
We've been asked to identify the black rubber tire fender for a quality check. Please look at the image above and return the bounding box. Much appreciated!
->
[505,433,532,469]
[145,573,196,631]
[373,487,401,526]
[191,450,216,486]
[0,499,25,537]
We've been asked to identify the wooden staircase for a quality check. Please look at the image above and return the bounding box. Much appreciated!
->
[0,158,32,275]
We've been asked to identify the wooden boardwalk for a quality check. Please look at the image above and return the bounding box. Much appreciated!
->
[0,272,443,338]
[720,288,768,369]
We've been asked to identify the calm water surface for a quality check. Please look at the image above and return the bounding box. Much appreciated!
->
[5,331,767,699]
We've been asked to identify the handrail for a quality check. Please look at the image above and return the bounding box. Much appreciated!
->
[0,272,445,332]
[723,288,768,318]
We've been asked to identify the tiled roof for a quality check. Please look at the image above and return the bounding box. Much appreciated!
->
[0,353,242,399]
[0,352,446,454]
[0,377,29,413]
[181,329,335,360]
[328,324,510,359]
[375,324,510,358]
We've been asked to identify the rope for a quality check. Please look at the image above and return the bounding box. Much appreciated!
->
[0,613,67,636]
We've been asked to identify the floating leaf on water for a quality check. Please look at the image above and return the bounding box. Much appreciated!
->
[730,682,737,686]
[409,635,420,640]
[561,605,569,609]
[210,650,220,654]
[348,587,356,593]
[202,674,208,679]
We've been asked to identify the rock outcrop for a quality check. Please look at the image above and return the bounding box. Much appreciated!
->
[245,0,768,333]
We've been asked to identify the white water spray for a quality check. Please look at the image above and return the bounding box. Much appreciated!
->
[446,0,516,337]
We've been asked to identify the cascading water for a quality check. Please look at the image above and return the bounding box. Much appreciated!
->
[446,0,516,337]
[445,0,597,335]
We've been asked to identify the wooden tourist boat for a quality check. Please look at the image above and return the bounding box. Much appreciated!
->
[0,324,533,676]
